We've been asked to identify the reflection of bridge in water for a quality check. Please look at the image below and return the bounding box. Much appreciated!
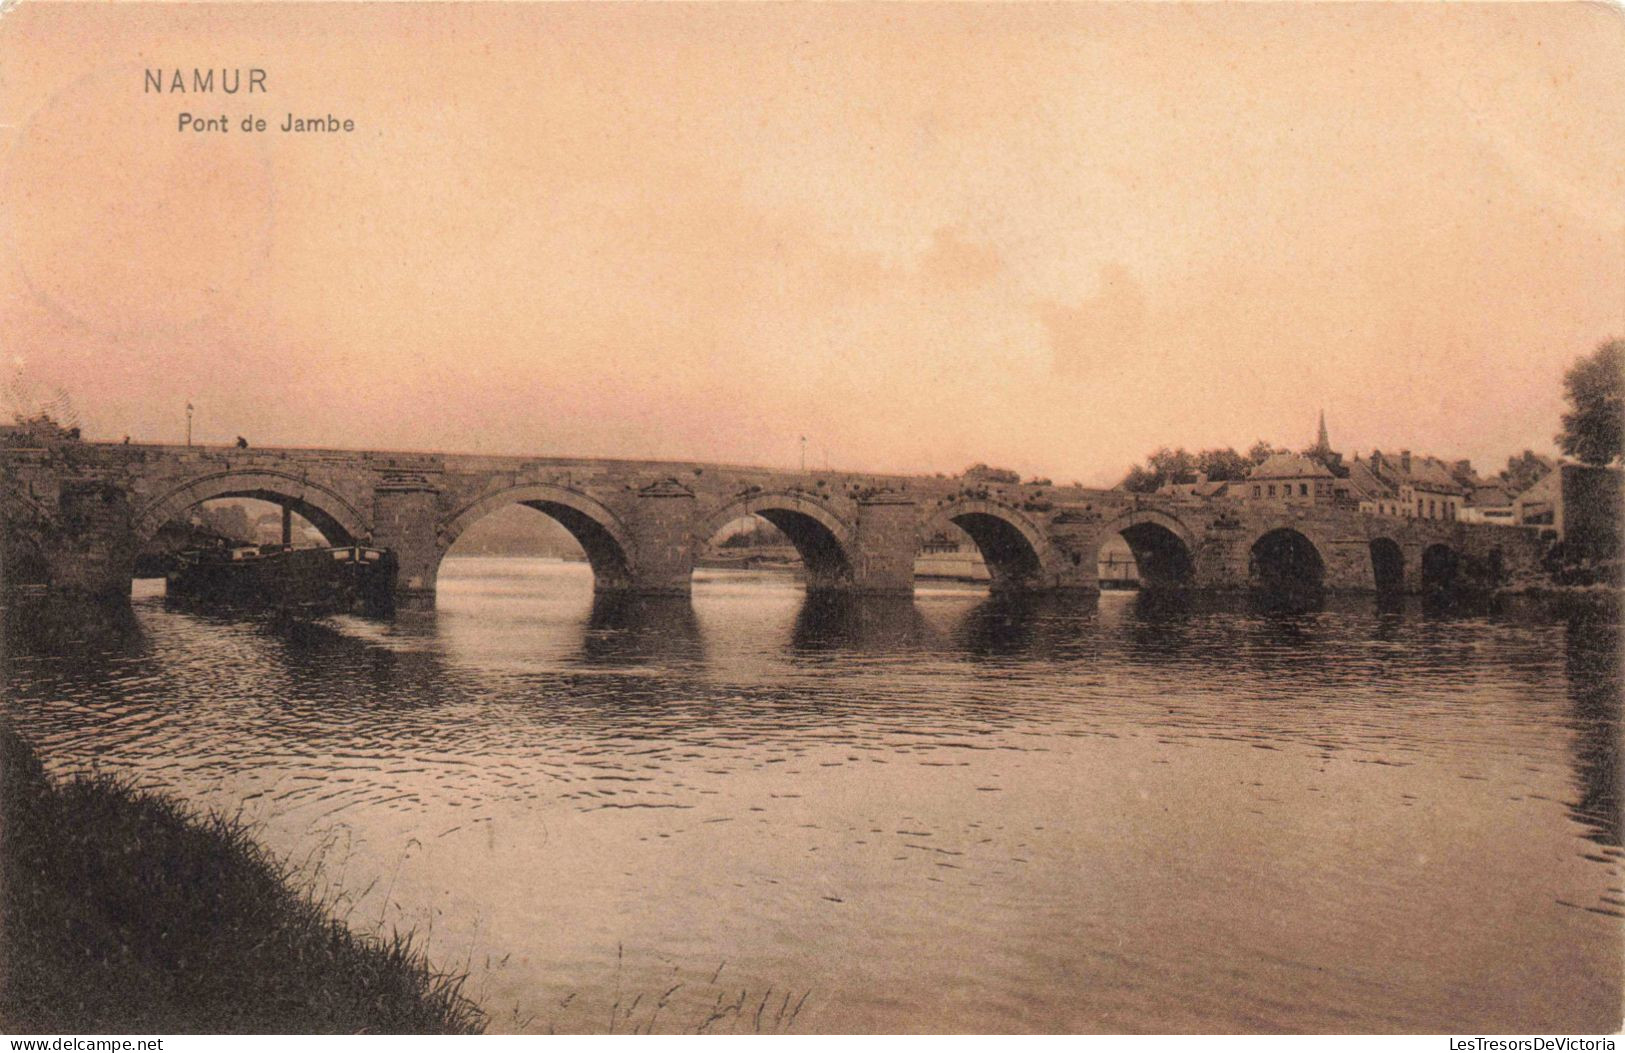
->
[3,565,1616,857]
[1,441,1543,604]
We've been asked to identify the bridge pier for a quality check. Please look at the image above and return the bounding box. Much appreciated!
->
[372,487,442,603]
[1399,541,1429,594]
[848,494,920,595]
[39,483,142,601]
[620,487,698,596]
[1323,535,1381,590]
[1191,534,1246,590]
[1036,510,1102,595]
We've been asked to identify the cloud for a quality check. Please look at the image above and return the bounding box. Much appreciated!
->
[917,227,1004,289]
[1038,264,1148,380]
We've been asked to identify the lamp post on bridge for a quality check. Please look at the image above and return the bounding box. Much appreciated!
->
[185,402,193,447]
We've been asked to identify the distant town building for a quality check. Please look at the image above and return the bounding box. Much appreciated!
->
[1236,414,1484,522]
[1241,452,1337,506]
[1341,455,1402,516]
[251,510,325,547]
[1514,462,1623,558]
[914,528,991,582]
[1304,409,1345,475]
[1513,467,1560,530]
[1364,449,1467,520]
[1459,481,1517,525]
[1156,473,1230,499]
[1096,533,1140,586]
[1238,411,1350,506]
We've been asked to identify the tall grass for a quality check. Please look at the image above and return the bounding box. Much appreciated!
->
[0,728,485,1034]
[577,950,812,1035]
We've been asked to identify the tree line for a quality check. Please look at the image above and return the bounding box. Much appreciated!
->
[1119,443,1281,493]
[1120,339,1621,495]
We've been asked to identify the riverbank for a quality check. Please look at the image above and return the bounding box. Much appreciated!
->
[1495,580,1622,620]
[0,728,485,1034]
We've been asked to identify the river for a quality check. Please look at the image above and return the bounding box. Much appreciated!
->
[2,558,1619,1033]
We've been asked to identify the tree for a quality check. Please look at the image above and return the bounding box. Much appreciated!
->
[1557,339,1623,466]
[190,503,254,544]
[1120,464,1160,493]
[1196,447,1252,482]
[1247,440,1283,465]
[1118,447,1193,491]
[1119,446,1251,492]
[1145,447,1195,483]
[1499,450,1551,495]
[963,463,1021,484]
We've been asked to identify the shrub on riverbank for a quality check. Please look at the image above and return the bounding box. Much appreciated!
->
[0,729,485,1034]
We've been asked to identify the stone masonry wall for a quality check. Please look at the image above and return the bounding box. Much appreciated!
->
[1,441,1546,601]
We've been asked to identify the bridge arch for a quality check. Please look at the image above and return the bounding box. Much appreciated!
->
[919,499,1062,592]
[1369,537,1405,592]
[697,491,856,591]
[438,484,636,591]
[1096,509,1198,589]
[133,470,367,548]
[1246,525,1328,592]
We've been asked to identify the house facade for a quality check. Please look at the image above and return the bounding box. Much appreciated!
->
[1342,456,1402,516]
[1460,482,1517,525]
[1239,452,1337,506]
[1513,462,1624,558]
[1364,449,1467,521]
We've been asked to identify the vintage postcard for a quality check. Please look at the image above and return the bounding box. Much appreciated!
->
[0,0,1621,1040]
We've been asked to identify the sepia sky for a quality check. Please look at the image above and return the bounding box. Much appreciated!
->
[1,2,1621,486]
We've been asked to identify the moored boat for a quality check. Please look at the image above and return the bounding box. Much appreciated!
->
[166,544,395,615]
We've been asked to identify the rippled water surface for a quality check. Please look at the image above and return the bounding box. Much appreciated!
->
[4,558,1621,1033]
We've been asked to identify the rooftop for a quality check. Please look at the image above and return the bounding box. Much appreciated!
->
[1249,452,1335,481]
[1369,450,1467,495]
[1344,458,1395,500]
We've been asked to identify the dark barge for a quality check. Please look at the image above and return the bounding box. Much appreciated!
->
[166,544,395,615]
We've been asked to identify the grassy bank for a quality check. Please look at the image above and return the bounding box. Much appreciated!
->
[0,729,485,1034]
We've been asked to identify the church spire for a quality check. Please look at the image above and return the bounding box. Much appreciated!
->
[1307,409,1343,476]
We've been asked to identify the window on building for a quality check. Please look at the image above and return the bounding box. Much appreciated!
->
[1299,483,1309,496]
[1268,485,1276,497]
[1253,485,1261,498]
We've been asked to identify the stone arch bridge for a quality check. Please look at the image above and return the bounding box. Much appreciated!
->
[0,442,1543,603]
